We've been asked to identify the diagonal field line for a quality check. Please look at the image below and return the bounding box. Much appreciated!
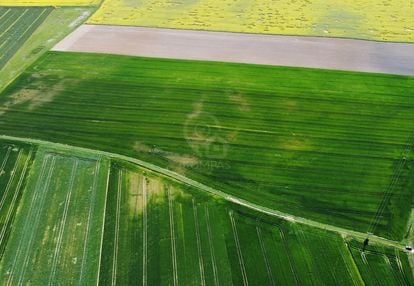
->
[96,160,111,286]
[0,9,28,40]
[6,153,50,286]
[279,229,300,286]
[0,149,23,210]
[0,148,33,249]
[48,159,79,286]
[12,155,56,286]
[229,211,248,286]
[204,205,219,286]
[368,132,414,234]
[79,160,101,285]
[168,187,179,286]
[0,146,11,173]
[0,8,50,63]
[0,135,406,250]
[192,199,206,286]
[256,223,275,286]
[111,169,123,286]
[142,177,148,286]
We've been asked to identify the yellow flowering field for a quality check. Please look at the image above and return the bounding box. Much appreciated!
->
[88,0,413,42]
[0,0,100,6]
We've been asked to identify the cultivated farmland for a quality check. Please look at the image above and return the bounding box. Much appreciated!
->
[0,141,34,258]
[99,160,413,285]
[348,240,414,286]
[0,7,52,69]
[0,7,95,91]
[89,0,414,43]
[0,52,413,240]
[0,146,109,285]
[0,137,411,284]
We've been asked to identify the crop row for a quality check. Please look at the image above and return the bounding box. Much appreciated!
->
[100,161,414,285]
[0,141,412,284]
[0,7,52,69]
[1,52,413,238]
[0,142,34,259]
[0,148,109,285]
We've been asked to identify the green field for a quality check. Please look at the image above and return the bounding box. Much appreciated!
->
[0,7,52,69]
[0,141,34,258]
[0,138,411,284]
[0,52,413,240]
[349,240,414,286]
[0,146,109,285]
[0,7,94,92]
[99,161,413,285]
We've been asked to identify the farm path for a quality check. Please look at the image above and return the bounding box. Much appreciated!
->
[0,134,407,252]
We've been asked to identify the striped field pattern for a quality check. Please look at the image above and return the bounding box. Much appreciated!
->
[0,7,52,69]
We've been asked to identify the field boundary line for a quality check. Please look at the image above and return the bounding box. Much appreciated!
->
[368,132,414,234]
[296,227,323,285]
[0,149,22,210]
[0,146,11,172]
[0,135,405,250]
[0,9,11,23]
[192,199,206,286]
[142,177,148,286]
[168,187,179,286]
[361,252,382,286]
[0,8,50,64]
[279,229,300,286]
[79,160,101,285]
[0,8,28,39]
[229,211,248,286]
[256,223,275,286]
[395,249,411,285]
[6,153,50,286]
[48,159,79,286]
[384,255,404,285]
[315,234,338,284]
[111,169,122,286]
[205,205,219,286]
[15,155,56,286]
[337,242,358,286]
[96,160,111,286]
[0,148,33,248]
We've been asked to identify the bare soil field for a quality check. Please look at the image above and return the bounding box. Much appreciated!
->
[53,24,414,75]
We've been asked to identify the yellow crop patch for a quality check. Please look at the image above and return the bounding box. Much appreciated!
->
[88,0,414,42]
[0,0,100,6]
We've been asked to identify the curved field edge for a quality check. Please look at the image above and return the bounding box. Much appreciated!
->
[0,52,413,240]
[88,0,414,43]
[102,158,414,285]
[0,7,95,93]
[0,136,412,285]
[0,134,406,250]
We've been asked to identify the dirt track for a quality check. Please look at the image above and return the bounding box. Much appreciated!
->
[53,24,414,76]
